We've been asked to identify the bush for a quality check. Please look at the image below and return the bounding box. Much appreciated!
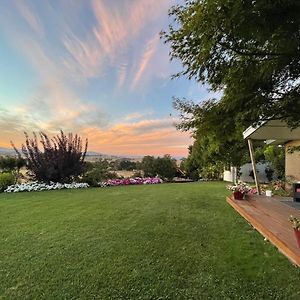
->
[0,173,15,192]
[264,145,285,179]
[82,160,119,187]
[265,166,274,182]
[132,170,143,178]
[82,168,111,187]
[11,131,88,183]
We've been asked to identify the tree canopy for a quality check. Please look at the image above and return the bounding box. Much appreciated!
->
[141,155,177,180]
[162,0,300,172]
[163,0,300,128]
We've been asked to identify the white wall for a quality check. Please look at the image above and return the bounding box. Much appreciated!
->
[223,162,276,183]
[223,167,237,182]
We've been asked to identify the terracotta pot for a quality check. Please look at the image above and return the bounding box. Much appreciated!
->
[293,229,300,248]
[233,191,244,200]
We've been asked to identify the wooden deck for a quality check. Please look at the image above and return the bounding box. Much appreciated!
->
[227,194,300,267]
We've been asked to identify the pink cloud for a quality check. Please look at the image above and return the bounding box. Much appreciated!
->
[92,0,127,58]
[131,35,159,89]
[62,32,103,80]
[92,0,173,86]
[78,117,192,156]
[0,115,191,157]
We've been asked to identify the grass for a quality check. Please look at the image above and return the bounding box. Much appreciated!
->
[1,182,300,299]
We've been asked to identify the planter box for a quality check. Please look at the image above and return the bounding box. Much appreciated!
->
[233,191,244,200]
[294,229,300,248]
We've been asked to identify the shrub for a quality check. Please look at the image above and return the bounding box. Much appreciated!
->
[0,173,15,192]
[11,131,88,183]
[132,170,143,178]
[264,145,285,180]
[82,168,111,187]
[82,160,118,187]
[265,166,274,182]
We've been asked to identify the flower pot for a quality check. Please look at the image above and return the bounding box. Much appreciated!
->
[293,229,300,248]
[233,191,244,200]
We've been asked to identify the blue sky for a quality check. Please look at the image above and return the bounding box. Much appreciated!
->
[0,0,214,156]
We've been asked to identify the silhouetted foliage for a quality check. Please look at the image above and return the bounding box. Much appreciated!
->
[0,156,26,173]
[11,131,88,183]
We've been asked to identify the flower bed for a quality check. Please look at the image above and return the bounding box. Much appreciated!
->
[5,182,89,193]
[4,177,162,193]
[100,177,162,187]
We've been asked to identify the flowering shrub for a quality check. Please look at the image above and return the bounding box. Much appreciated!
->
[272,180,285,191]
[5,181,89,193]
[227,181,251,193]
[101,177,162,187]
[290,216,300,231]
[247,187,257,195]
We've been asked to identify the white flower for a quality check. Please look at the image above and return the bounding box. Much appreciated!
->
[4,181,90,193]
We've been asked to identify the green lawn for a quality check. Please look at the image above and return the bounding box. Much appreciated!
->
[1,182,300,299]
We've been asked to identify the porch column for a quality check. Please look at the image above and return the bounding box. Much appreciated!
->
[247,139,261,195]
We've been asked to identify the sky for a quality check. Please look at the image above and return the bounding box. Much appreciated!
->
[0,0,213,157]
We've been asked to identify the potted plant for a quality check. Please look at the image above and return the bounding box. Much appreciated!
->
[289,216,300,248]
[227,181,251,200]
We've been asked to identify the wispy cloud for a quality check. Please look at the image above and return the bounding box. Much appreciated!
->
[124,111,153,121]
[117,63,127,88]
[13,0,44,36]
[62,31,103,80]
[0,0,191,156]
[60,0,171,84]
[131,35,159,89]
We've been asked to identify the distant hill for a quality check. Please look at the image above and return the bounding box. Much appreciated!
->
[85,151,103,156]
[0,147,16,156]
[0,147,185,161]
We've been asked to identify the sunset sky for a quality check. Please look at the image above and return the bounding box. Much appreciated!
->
[0,0,213,157]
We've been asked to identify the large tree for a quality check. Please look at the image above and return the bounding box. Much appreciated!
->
[163,0,300,128]
[162,0,300,173]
